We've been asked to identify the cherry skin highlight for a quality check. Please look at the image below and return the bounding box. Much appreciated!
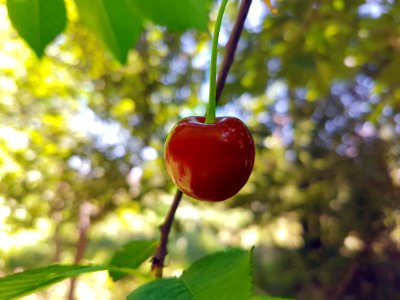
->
[164,116,255,202]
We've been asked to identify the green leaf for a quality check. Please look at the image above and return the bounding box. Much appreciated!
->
[6,0,67,57]
[127,0,208,31]
[109,239,158,281]
[127,278,194,299]
[127,249,253,300]
[252,296,294,300]
[74,0,143,64]
[0,265,107,300]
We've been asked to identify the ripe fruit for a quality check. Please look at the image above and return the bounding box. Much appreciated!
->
[164,116,255,201]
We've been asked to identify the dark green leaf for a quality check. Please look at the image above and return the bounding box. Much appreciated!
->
[6,0,67,57]
[74,0,143,64]
[0,265,107,300]
[127,249,253,300]
[126,0,208,31]
[109,239,158,281]
[252,296,294,300]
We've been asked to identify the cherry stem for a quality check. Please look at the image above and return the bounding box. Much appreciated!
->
[205,0,229,124]
[151,0,253,278]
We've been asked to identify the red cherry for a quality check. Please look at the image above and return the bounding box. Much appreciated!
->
[164,116,255,202]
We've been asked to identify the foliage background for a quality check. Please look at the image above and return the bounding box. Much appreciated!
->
[1,0,400,299]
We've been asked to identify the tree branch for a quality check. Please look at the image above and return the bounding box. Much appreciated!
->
[216,0,253,102]
[151,189,183,277]
[151,0,253,278]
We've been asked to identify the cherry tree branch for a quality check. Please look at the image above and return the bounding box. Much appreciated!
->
[216,0,253,102]
[151,0,253,278]
[151,189,183,278]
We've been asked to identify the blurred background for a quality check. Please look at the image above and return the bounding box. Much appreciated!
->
[1,0,400,299]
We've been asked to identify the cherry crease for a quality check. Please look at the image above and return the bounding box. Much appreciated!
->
[164,116,255,201]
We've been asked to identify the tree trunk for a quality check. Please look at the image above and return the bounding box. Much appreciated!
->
[67,202,92,300]
[52,211,63,263]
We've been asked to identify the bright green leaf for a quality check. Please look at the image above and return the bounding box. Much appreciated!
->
[180,249,252,299]
[74,0,143,64]
[109,239,158,281]
[126,0,208,31]
[127,278,194,300]
[6,0,67,57]
[127,249,253,300]
[0,265,107,300]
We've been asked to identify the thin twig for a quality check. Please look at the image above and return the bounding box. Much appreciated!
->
[216,0,253,102]
[151,189,183,278]
[151,0,253,278]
